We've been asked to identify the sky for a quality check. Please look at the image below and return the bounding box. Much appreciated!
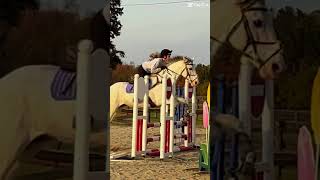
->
[38,0,319,66]
[113,0,210,65]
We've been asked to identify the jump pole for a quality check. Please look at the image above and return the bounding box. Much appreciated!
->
[131,74,149,158]
[169,75,177,157]
[191,83,197,145]
[73,40,110,179]
[238,61,252,137]
[262,80,274,180]
[131,74,140,158]
[184,80,189,147]
[160,74,168,159]
[184,79,197,147]
[239,61,274,179]
[73,40,92,180]
[142,75,149,155]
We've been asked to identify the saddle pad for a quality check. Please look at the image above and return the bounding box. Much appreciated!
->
[51,69,76,100]
[125,79,153,94]
[126,83,134,93]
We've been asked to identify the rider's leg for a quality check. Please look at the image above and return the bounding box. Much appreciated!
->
[129,65,144,83]
[137,65,148,78]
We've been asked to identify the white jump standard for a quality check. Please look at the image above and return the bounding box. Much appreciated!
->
[131,74,197,159]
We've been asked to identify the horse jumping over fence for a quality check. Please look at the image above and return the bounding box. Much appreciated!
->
[109,56,199,121]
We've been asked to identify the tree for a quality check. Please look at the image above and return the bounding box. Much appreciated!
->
[110,0,124,69]
[0,0,125,70]
[0,0,39,74]
[63,0,79,13]
[195,64,210,95]
[273,7,320,109]
[0,0,39,49]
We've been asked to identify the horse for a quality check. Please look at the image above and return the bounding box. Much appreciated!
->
[109,55,199,121]
[0,6,111,179]
[0,55,197,179]
[209,0,286,179]
[211,0,285,79]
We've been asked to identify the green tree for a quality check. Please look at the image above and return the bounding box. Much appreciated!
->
[273,7,320,109]
[195,64,210,95]
[110,0,124,69]
[0,0,39,74]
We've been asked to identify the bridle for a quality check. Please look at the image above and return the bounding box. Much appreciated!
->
[211,0,282,69]
[152,57,199,86]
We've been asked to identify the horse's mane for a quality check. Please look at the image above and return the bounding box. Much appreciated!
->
[147,52,193,64]
[168,56,193,65]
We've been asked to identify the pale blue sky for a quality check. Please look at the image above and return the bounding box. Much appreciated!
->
[113,0,210,65]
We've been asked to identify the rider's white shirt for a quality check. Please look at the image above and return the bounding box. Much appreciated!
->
[142,58,165,73]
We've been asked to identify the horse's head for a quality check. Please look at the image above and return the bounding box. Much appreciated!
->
[162,56,199,87]
[211,0,285,80]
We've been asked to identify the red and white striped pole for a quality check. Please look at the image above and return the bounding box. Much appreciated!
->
[184,80,190,147]
[191,85,197,144]
[160,75,167,159]
[142,75,149,155]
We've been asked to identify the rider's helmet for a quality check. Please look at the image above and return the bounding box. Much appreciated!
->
[160,49,172,58]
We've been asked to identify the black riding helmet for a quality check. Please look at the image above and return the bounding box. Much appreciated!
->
[160,49,172,58]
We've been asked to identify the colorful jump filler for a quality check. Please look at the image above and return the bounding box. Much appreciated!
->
[311,68,320,180]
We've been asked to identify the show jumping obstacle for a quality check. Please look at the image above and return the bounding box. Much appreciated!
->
[131,74,197,159]
[238,62,274,179]
[73,39,110,180]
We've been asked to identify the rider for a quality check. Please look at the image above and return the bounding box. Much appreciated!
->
[137,49,172,78]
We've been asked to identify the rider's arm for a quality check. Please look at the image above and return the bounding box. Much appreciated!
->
[150,58,164,73]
